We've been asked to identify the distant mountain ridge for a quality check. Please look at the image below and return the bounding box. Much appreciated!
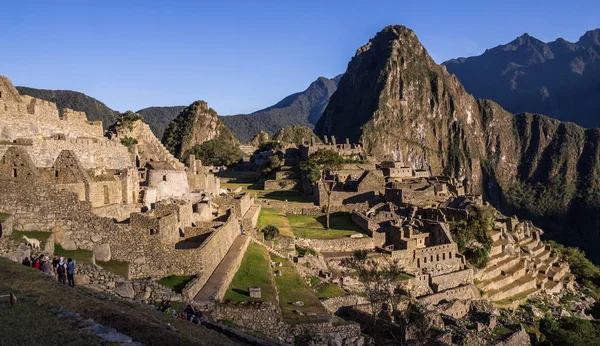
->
[16,75,341,142]
[220,74,341,142]
[137,105,186,139]
[15,86,119,129]
[443,29,600,128]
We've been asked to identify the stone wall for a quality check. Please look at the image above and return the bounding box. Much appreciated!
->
[181,214,240,301]
[414,243,462,275]
[320,295,369,314]
[430,268,473,293]
[74,264,179,303]
[147,169,190,201]
[263,179,300,191]
[88,180,123,208]
[212,303,364,345]
[0,137,132,170]
[419,285,475,305]
[241,204,261,231]
[0,82,105,141]
[213,236,251,301]
[296,237,374,252]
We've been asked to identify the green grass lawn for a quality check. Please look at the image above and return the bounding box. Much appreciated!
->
[257,190,310,203]
[257,208,294,238]
[53,244,94,264]
[315,283,347,299]
[286,213,367,239]
[223,243,277,304]
[157,275,195,293]
[10,230,52,247]
[271,255,329,324]
[97,259,130,278]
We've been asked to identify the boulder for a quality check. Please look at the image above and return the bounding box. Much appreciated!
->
[74,274,91,286]
[5,245,31,263]
[94,244,111,262]
[60,239,77,251]
[350,234,364,239]
[115,281,135,299]
[292,301,305,307]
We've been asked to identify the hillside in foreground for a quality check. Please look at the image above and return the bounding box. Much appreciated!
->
[0,257,238,346]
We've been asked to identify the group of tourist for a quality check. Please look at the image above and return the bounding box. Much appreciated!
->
[22,254,76,287]
[157,300,203,324]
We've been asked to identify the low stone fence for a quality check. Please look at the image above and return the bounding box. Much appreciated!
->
[74,264,180,303]
[296,237,374,253]
[320,295,369,314]
[213,303,364,345]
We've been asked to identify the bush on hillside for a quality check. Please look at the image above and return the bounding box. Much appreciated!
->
[262,225,279,241]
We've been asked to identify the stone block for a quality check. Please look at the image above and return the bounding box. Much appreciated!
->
[115,281,135,299]
[60,239,77,251]
[74,274,91,286]
[91,235,101,243]
[249,286,261,298]
[94,244,111,262]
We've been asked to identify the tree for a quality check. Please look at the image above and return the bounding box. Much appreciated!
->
[300,149,344,229]
[341,250,409,343]
[261,154,281,177]
[262,225,279,241]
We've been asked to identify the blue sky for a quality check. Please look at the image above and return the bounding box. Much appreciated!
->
[0,0,598,114]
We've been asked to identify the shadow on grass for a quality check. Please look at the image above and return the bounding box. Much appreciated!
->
[232,288,250,297]
[158,275,195,293]
[314,213,370,236]
[261,191,308,203]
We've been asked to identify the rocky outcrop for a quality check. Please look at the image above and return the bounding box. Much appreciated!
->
[249,130,271,147]
[315,25,600,264]
[273,125,321,146]
[161,100,237,159]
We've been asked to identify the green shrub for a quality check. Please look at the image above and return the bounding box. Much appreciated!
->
[120,136,138,148]
[262,225,279,241]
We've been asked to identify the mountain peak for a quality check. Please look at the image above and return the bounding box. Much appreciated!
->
[577,28,600,47]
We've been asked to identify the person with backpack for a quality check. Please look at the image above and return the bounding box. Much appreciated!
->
[66,258,75,287]
[56,257,67,285]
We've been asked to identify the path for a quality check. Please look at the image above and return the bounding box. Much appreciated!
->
[194,235,249,303]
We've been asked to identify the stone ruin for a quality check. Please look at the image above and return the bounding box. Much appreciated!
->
[0,77,261,308]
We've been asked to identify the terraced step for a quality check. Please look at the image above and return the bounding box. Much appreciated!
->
[534,249,551,262]
[543,280,562,294]
[530,243,546,256]
[518,237,537,250]
[481,255,522,281]
[486,272,538,302]
[487,252,510,267]
[493,287,541,306]
[490,239,510,256]
[490,230,503,242]
[481,261,526,291]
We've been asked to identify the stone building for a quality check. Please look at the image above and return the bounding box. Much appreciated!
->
[314,170,385,206]
[143,161,190,202]
[186,155,220,196]
[299,135,364,160]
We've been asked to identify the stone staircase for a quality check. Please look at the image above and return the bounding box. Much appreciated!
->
[476,229,573,303]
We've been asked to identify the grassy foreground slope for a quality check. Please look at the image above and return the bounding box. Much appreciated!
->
[0,257,238,346]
